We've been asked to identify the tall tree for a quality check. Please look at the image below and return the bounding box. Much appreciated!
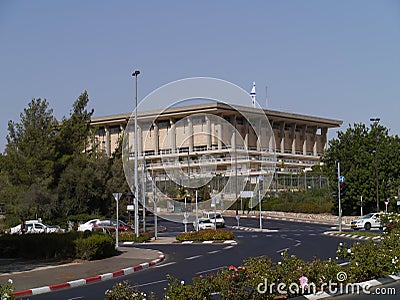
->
[3,98,58,187]
[322,123,400,215]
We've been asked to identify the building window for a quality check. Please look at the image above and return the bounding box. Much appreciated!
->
[272,123,280,130]
[96,127,105,135]
[110,126,121,134]
[158,121,170,129]
[236,118,244,125]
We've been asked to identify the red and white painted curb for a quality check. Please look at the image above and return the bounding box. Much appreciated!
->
[12,252,165,298]
[240,215,348,227]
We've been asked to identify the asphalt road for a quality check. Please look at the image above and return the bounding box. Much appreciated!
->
[22,217,381,300]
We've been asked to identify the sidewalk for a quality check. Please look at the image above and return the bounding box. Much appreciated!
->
[0,245,165,296]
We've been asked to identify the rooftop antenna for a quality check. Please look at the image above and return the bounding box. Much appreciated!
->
[250,81,256,108]
[265,85,268,108]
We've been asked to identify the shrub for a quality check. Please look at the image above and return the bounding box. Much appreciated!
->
[75,232,116,260]
[114,231,152,243]
[380,212,400,234]
[0,279,16,300]
[176,229,234,242]
[0,232,79,259]
[105,280,156,300]
[107,230,400,299]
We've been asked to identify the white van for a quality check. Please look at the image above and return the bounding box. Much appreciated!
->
[202,212,225,228]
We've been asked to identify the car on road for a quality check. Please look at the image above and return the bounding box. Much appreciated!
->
[77,219,101,233]
[350,213,383,230]
[202,211,225,227]
[193,218,217,230]
[94,219,134,232]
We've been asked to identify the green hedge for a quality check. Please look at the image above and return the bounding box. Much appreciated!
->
[0,232,79,259]
[113,231,152,243]
[0,232,116,261]
[176,229,234,242]
[75,233,116,260]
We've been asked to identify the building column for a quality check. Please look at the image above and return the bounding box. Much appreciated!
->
[313,128,318,156]
[217,117,223,150]
[231,116,236,149]
[303,125,307,155]
[321,127,328,152]
[269,121,274,152]
[105,126,111,156]
[244,118,249,150]
[256,119,261,151]
[205,115,211,150]
[153,122,159,155]
[280,122,285,153]
[188,116,193,152]
[170,119,176,153]
[138,125,143,156]
[291,124,296,154]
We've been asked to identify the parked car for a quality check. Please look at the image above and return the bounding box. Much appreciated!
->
[77,219,101,233]
[351,213,383,230]
[202,211,225,227]
[94,219,133,232]
[9,220,64,234]
[193,218,216,230]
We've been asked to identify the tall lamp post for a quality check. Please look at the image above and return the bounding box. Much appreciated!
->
[370,117,380,212]
[132,70,140,237]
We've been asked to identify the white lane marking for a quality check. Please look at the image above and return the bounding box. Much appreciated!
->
[251,235,258,238]
[339,262,350,266]
[196,266,226,274]
[208,250,220,254]
[294,243,301,247]
[137,279,168,287]
[155,261,176,268]
[68,297,84,300]
[223,245,233,250]
[186,255,202,260]
[276,247,289,253]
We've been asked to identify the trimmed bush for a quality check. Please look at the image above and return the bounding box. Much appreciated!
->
[0,232,79,259]
[176,229,234,242]
[75,232,116,260]
[114,231,152,243]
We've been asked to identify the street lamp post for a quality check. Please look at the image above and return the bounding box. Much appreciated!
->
[370,117,380,212]
[132,70,140,237]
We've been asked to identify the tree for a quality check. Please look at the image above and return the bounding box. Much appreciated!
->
[322,123,400,215]
[3,98,58,187]
[56,153,110,217]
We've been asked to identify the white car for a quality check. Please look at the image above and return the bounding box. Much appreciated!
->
[77,219,100,233]
[193,218,216,230]
[9,220,63,234]
[351,213,383,230]
[202,212,225,227]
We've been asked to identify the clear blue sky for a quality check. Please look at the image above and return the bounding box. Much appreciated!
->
[0,0,399,152]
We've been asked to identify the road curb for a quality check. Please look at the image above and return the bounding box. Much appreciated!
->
[323,231,382,241]
[293,272,400,299]
[12,251,165,298]
[240,214,349,227]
